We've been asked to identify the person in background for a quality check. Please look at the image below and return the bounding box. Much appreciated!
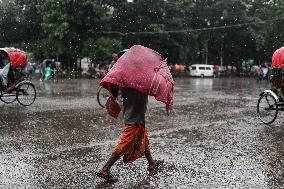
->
[50,59,56,80]
[1,52,26,93]
[108,53,118,70]
[25,62,35,80]
[39,61,46,81]
[103,53,118,76]
[0,52,10,89]
[257,63,269,81]
[82,64,92,78]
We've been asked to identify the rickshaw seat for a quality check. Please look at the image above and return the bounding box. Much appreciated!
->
[270,68,284,88]
[270,75,284,87]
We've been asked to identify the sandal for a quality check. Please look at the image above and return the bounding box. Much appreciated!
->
[149,160,164,171]
[96,171,118,182]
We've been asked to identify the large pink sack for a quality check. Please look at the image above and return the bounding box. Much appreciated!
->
[100,45,174,117]
[272,47,284,68]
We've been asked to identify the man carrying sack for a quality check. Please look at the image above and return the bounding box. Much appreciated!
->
[97,45,174,182]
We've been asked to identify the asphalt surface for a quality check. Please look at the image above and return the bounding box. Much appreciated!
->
[0,77,284,189]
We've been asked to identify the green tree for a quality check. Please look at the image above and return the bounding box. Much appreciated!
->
[82,37,121,63]
[1,0,283,72]
[248,0,284,63]
[0,0,41,50]
[35,0,112,68]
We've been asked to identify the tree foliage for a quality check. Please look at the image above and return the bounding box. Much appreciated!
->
[0,0,284,69]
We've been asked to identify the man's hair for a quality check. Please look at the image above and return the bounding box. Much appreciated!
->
[118,49,129,58]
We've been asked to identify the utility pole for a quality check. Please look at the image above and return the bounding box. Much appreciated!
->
[220,44,223,68]
[220,35,224,69]
[205,39,209,65]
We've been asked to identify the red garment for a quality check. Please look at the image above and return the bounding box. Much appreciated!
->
[101,45,174,117]
[272,47,284,68]
[112,123,150,163]
[0,48,27,68]
[105,96,121,119]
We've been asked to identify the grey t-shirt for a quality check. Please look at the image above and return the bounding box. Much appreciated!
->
[122,87,148,124]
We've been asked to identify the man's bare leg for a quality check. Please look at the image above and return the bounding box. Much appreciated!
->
[145,152,164,171]
[5,84,16,93]
[97,154,120,182]
[100,154,120,174]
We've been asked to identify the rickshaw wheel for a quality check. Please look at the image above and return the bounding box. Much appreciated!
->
[16,82,36,106]
[257,93,278,124]
[97,86,109,108]
[0,90,17,104]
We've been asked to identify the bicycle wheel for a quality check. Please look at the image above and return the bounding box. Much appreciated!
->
[257,93,278,124]
[0,91,17,104]
[97,87,109,108]
[16,82,36,106]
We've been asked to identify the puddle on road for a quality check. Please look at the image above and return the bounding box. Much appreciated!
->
[1,78,283,188]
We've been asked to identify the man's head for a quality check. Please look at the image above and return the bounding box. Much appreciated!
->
[112,53,118,61]
[118,49,129,58]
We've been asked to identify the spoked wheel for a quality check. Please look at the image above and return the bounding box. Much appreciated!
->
[16,82,36,106]
[0,90,17,104]
[257,93,278,124]
[97,87,109,108]
[0,86,16,104]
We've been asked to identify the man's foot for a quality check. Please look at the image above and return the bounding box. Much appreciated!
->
[148,160,164,171]
[96,171,118,182]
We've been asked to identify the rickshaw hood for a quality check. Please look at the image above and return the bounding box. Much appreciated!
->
[272,47,284,68]
[0,47,27,68]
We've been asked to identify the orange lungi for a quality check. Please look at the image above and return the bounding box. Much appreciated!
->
[112,123,150,163]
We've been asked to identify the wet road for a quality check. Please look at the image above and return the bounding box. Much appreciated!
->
[0,77,284,189]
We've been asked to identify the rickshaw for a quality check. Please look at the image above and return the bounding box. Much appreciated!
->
[0,48,36,106]
[257,47,284,124]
